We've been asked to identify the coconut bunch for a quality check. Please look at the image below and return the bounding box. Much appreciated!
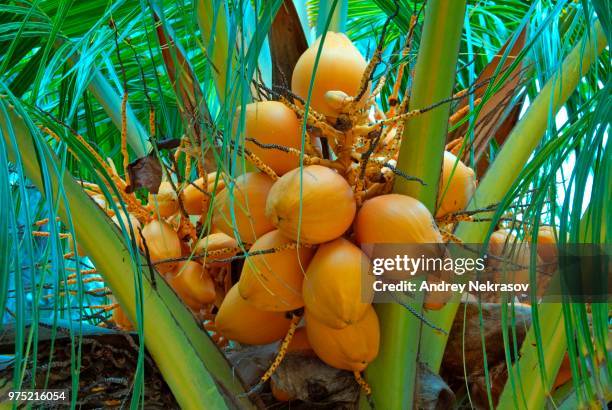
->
[63,31,478,391]
[210,32,480,387]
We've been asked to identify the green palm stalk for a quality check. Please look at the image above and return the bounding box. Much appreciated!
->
[366,1,466,408]
[196,0,232,101]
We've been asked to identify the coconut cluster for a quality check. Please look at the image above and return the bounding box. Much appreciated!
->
[98,32,478,377]
[210,33,479,375]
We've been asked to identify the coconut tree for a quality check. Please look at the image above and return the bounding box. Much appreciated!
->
[0,0,609,408]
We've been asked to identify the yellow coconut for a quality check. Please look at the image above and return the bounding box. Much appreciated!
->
[141,220,182,274]
[238,229,315,311]
[167,261,216,311]
[354,194,450,307]
[182,178,209,216]
[112,305,133,331]
[354,194,443,248]
[302,237,372,329]
[530,225,559,265]
[270,381,294,402]
[215,285,292,345]
[488,229,535,288]
[192,232,238,267]
[266,165,356,244]
[436,151,476,218]
[111,211,143,248]
[292,32,368,117]
[181,172,226,215]
[286,327,314,355]
[149,181,179,217]
[213,172,275,244]
[110,297,133,331]
[243,101,303,175]
[305,306,379,371]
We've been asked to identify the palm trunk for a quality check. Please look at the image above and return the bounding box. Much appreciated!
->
[196,0,232,102]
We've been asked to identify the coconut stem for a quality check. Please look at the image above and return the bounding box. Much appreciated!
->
[353,370,372,395]
[244,149,279,181]
[257,314,301,385]
[440,229,463,244]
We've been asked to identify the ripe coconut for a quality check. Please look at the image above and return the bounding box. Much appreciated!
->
[213,172,275,244]
[167,261,216,311]
[354,194,443,252]
[436,151,476,218]
[192,232,238,267]
[215,285,292,345]
[148,181,179,217]
[302,237,372,329]
[292,32,367,117]
[141,220,182,274]
[488,229,535,289]
[305,306,379,372]
[354,194,448,307]
[238,230,315,312]
[266,165,356,244]
[530,225,559,266]
[271,381,294,402]
[181,178,208,216]
[243,101,302,175]
[181,172,226,215]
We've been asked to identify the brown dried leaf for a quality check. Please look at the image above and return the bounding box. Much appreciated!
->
[125,153,162,194]
[449,28,527,177]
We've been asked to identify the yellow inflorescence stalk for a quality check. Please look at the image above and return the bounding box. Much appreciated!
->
[244,150,279,181]
[121,92,130,187]
[61,276,104,286]
[449,98,482,125]
[258,313,301,385]
[353,370,372,395]
[31,231,71,239]
[149,107,156,137]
